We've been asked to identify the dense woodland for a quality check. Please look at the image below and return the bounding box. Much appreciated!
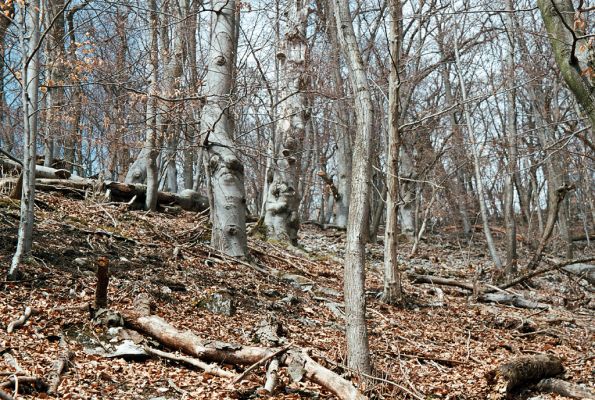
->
[0,0,593,399]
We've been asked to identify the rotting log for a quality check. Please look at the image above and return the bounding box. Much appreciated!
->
[47,338,73,395]
[536,378,594,399]
[486,354,564,392]
[121,296,366,400]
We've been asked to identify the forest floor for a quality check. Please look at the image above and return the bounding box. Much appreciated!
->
[0,192,593,400]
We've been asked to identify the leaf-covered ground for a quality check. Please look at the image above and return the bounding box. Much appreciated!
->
[0,192,593,399]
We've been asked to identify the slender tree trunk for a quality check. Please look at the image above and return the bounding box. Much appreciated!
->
[0,0,14,153]
[201,0,246,257]
[144,0,159,211]
[503,0,518,276]
[381,0,403,305]
[440,65,472,237]
[264,1,309,245]
[332,0,372,375]
[327,6,351,229]
[451,14,503,269]
[399,148,415,239]
[9,0,41,280]
[43,0,66,167]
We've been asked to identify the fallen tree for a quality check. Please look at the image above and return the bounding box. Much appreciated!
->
[486,354,593,399]
[0,177,209,213]
[121,294,366,400]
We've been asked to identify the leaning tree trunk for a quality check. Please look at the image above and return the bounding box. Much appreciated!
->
[381,0,403,305]
[332,0,372,375]
[538,0,595,127]
[9,0,40,280]
[200,0,246,257]
[264,0,310,245]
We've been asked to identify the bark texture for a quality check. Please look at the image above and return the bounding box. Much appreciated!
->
[382,0,403,305]
[9,0,41,280]
[201,0,247,257]
[332,0,372,375]
[264,1,310,245]
[538,0,595,127]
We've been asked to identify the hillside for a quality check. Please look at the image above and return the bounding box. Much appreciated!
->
[0,192,593,399]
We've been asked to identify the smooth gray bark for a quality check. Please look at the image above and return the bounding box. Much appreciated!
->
[201,0,246,257]
[144,0,159,211]
[9,0,41,280]
[264,1,310,245]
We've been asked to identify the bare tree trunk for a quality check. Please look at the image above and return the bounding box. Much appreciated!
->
[9,0,40,280]
[201,0,246,257]
[538,0,595,127]
[441,65,472,237]
[399,148,415,239]
[381,0,403,305]
[144,0,159,211]
[332,0,372,375]
[43,0,67,168]
[327,7,351,229]
[264,1,310,245]
[451,11,503,269]
[503,0,518,276]
[0,0,14,153]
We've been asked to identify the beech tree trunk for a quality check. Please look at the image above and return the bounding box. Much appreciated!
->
[538,0,595,127]
[9,0,41,280]
[201,0,247,257]
[326,7,351,229]
[332,0,372,375]
[264,1,309,245]
[144,0,159,211]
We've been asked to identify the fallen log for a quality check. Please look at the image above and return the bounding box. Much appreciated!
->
[535,378,594,399]
[122,296,366,400]
[410,274,475,291]
[144,346,236,379]
[46,338,72,395]
[0,389,12,400]
[1,177,209,212]
[478,293,549,309]
[0,158,71,179]
[486,354,563,392]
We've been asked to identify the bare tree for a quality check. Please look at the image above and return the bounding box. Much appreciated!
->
[9,0,41,280]
[381,0,403,305]
[264,1,310,244]
[331,0,373,375]
[201,0,247,257]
